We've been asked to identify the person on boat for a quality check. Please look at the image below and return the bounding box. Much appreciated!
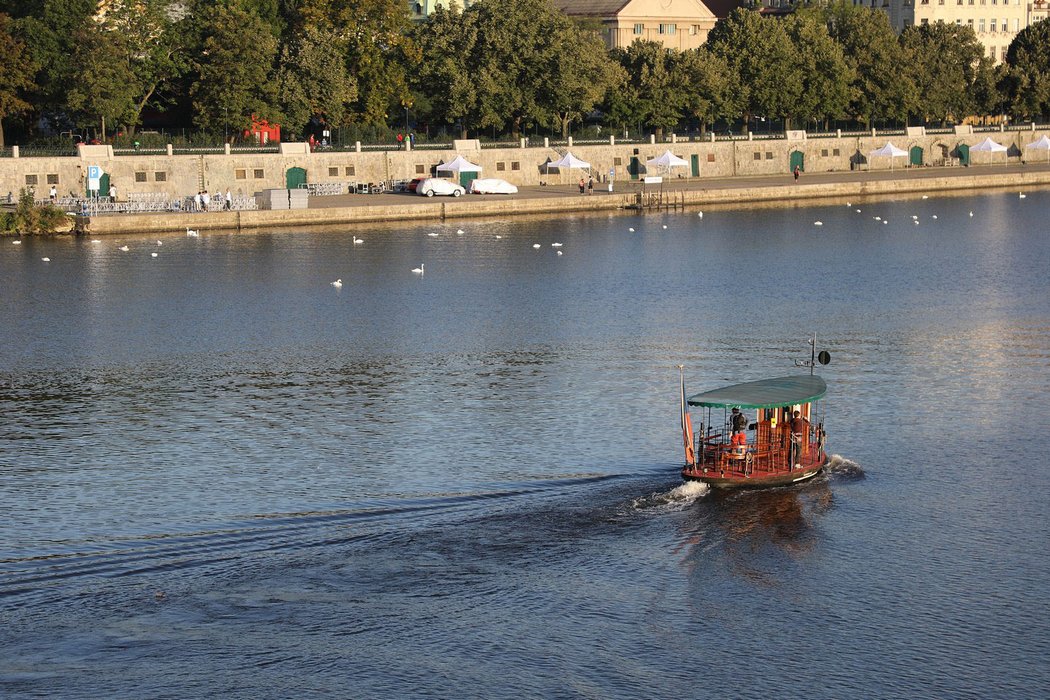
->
[729,407,748,457]
[730,407,748,436]
[789,410,809,467]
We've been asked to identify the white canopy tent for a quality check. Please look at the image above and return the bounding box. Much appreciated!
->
[436,155,483,174]
[1024,135,1050,163]
[646,150,689,175]
[868,142,908,170]
[545,151,591,185]
[970,137,1008,164]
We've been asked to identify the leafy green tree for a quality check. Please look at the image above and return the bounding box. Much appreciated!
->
[706,8,796,126]
[676,47,734,135]
[783,12,855,129]
[541,25,622,137]
[190,6,280,134]
[0,13,36,147]
[611,41,686,138]
[297,0,419,127]
[1002,18,1050,120]
[812,2,915,125]
[412,6,480,137]
[274,25,358,135]
[66,22,140,140]
[899,22,987,125]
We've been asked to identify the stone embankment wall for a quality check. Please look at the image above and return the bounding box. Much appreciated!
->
[4,128,1049,200]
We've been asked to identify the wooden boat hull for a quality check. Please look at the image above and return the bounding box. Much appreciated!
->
[682,453,828,490]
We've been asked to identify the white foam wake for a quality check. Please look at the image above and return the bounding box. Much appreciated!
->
[632,480,710,511]
[826,454,865,479]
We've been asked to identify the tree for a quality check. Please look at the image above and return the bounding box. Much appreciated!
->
[296,0,419,127]
[899,23,987,125]
[706,8,797,126]
[66,22,139,140]
[612,41,686,138]
[782,13,856,130]
[676,47,733,135]
[274,25,358,135]
[538,19,622,137]
[1002,18,1050,120]
[813,2,915,125]
[0,13,36,147]
[412,6,480,137]
[190,6,280,134]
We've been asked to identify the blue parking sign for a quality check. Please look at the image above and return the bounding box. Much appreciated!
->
[88,165,101,179]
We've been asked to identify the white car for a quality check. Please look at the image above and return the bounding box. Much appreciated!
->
[417,178,465,197]
[469,178,518,195]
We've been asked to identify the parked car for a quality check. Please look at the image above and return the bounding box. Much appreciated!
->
[406,178,424,193]
[417,178,465,197]
[469,178,518,195]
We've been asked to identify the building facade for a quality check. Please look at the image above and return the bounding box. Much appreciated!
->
[859,0,1050,63]
[552,0,718,50]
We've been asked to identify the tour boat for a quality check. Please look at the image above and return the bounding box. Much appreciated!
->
[678,345,830,489]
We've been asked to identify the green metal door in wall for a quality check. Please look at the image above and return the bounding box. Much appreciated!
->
[956,144,970,166]
[459,171,478,189]
[789,151,805,172]
[286,167,307,189]
[691,154,700,177]
[910,146,923,166]
[628,157,640,180]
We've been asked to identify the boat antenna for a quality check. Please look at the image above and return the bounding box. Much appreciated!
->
[794,333,831,374]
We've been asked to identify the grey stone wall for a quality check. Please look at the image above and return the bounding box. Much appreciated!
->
[4,128,1048,199]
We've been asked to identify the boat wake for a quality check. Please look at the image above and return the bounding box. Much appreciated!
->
[631,480,710,511]
[826,454,865,480]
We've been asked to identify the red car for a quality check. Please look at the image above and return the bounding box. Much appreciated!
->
[406,178,423,193]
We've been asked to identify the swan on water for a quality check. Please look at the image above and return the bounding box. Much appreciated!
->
[119,245,130,251]
[331,279,342,288]
[412,264,425,274]
[41,257,50,262]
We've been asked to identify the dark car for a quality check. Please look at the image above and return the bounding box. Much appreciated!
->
[407,178,423,193]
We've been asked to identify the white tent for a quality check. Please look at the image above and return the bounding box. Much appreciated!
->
[646,150,689,175]
[868,142,908,170]
[548,151,591,170]
[970,137,1008,164]
[1024,135,1050,163]
[436,155,483,174]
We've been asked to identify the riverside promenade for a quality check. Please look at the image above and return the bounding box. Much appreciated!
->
[76,161,1050,236]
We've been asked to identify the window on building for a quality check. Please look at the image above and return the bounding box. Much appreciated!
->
[967,19,974,28]
[765,152,773,160]
[416,164,426,174]
[1014,18,1020,31]
[25,175,38,186]
[235,169,247,180]
[691,25,699,35]
[511,161,520,171]
[979,18,985,31]
[707,154,715,162]
[135,171,147,182]
[328,167,339,177]
[821,149,829,157]
[753,152,761,161]
[989,46,996,60]
[634,23,643,35]
[990,19,997,31]
[833,149,841,156]
[614,157,623,166]
[496,162,506,171]
[154,172,166,182]
[46,174,59,184]
[921,17,929,23]
[345,166,355,176]
[254,169,264,179]
[659,23,676,34]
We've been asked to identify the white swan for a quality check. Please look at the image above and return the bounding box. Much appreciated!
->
[532,244,541,249]
[814,221,823,226]
[495,235,502,239]
[12,240,20,245]
[186,227,199,237]
[1019,192,1027,199]
[456,229,464,235]
[151,252,158,257]
[551,242,563,247]
[331,279,342,288]
[119,245,130,251]
[412,264,424,275]
[697,211,703,218]
[353,237,363,244]
[427,232,439,237]
[628,227,635,232]
[556,250,563,256]
[41,257,50,262]
[661,225,668,229]
[156,240,163,246]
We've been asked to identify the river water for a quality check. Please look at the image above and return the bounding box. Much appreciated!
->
[2,191,1049,698]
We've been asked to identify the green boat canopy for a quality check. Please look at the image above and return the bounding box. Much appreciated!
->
[687,375,827,409]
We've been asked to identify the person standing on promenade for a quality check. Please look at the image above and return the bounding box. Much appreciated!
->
[587,176,594,194]
[194,191,202,212]
[579,178,585,194]
[224,189,232,210]
[109,182,117,202]
[793,165,800,182]
[202,190,211,211]
[49,185,57,201]
[397,133,404,150]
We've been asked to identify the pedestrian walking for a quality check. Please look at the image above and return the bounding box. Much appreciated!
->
[579,178,586,194]
[224,189,232,210]
[587,176,594,195]
[202,190,211,210]
[109,183,117,202]
[397,133,404,150]
[49,185,57,201]
[793,165,800,182]
[194,191,203,212]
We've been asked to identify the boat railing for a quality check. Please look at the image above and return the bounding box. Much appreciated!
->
[693,427,820,476]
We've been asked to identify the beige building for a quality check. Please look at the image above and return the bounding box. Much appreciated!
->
[550,0,718,50]
[860,0,1050,63]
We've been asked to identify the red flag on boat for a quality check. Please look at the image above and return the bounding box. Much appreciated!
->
[680,368,695,466]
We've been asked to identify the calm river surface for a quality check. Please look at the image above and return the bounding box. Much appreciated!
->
[2,191,1049,698]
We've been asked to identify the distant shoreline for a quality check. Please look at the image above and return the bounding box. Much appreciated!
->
[69,163,1050,236]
